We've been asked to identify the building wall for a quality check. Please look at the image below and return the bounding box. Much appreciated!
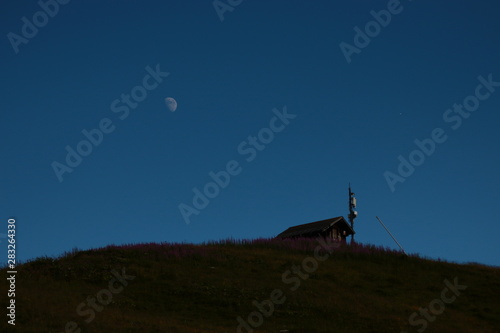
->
[321,226,347,241]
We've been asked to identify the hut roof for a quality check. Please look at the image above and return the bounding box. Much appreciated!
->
[276,216,355,239]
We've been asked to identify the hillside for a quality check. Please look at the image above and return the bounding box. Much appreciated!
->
[1,238,499,333]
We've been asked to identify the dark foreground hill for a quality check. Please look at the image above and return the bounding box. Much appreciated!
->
[1,238,499,333]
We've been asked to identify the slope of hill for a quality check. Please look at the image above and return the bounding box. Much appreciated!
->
[2,238,499,333]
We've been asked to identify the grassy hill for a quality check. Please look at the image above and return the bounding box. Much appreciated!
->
[1,238,499,333]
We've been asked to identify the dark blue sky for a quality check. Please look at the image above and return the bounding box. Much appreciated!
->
[1,0,499,266]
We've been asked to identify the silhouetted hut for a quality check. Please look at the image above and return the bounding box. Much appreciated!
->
[276,216,354,241]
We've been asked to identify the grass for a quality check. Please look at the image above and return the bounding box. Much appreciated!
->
[1,238,499,332]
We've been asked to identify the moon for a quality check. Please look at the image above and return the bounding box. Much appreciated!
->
[165,97,177,112]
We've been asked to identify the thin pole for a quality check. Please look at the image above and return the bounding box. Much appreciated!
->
[375,216,407,256]
[349,184,355,243]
